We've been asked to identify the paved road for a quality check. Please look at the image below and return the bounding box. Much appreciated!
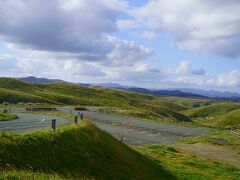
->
[0,112,69,132]
[0,106,210,145]
[59,107,210,145]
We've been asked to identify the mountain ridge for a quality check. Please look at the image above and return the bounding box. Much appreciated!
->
[17,76,240,99]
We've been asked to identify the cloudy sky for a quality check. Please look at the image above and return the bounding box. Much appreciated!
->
[0,0,240,92]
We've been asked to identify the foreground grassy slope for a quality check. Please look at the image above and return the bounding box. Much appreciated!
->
[0,122,172,179]
[0,112,18,121]
[0,78,191,122]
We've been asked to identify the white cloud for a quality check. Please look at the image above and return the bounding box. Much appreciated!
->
[163,60,190,74]
[127,0,240,57]
[117,19,139,30]
[1,53,240,91]
[214,69,240,87]
[0,54,105,81]
[105,36,154,66]
[0,0,154,67]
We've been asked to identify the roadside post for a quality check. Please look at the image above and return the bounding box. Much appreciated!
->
[80,113,83,120]
[52,119,56,131]
[74,116,78,125]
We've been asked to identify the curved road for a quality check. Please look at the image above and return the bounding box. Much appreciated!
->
[0,107,210,145]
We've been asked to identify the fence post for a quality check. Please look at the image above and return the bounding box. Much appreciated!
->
[74,116,78,125]
[52,119,56,131]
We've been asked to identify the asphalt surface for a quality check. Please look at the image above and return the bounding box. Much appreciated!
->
[0,106,210,145]
[59,107,210,145]
[0,112,69,132]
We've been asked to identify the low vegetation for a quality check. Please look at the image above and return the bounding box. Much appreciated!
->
[137,145,239,180]
[0,112,18,121]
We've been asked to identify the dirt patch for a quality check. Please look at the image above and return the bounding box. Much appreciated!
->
[177,143,240,168]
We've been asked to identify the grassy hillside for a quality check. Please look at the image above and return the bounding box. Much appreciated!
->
[0,78,191,122]
[1,78,238,127]
[184,102,240,118]
[183,102,240,129]
[161,96,214,108]
[217,109,240,129]
[0,112,18,121]
[0,122,172,179]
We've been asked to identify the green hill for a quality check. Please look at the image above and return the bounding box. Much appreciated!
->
[0,78,191,122]
[0,78,42,92]
[183,102,240,129]
[184,102,240,118]
[0,122,172,179]
[217,109,240,129]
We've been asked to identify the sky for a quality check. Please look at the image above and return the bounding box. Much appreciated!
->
[0,0,240,92]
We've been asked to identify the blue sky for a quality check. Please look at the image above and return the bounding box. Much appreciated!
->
[0,0,240,92]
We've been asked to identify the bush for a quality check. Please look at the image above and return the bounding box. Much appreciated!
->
[193,102,200,108]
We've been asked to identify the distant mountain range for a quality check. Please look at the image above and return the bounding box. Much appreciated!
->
[19,76,63,84]
[171,88,240,99]
[18,76,240,100]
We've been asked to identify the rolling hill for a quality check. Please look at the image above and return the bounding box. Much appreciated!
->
[184,102,240,118]
[1,77,239,128]
[183,102,240,129]
[0,77,192,122]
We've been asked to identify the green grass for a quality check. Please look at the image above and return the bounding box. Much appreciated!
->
[0,122,173,179]
[217,109,240,129]
[182,102,240,129]
[136,145,240,180]
[176,129,240,145]
[184,102,240,118]
[0,170,61,179]
[0,112,18,121]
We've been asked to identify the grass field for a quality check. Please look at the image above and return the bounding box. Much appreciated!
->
[137,145,239,180]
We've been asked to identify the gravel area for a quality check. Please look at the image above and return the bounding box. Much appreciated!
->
[0,106,210,145]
